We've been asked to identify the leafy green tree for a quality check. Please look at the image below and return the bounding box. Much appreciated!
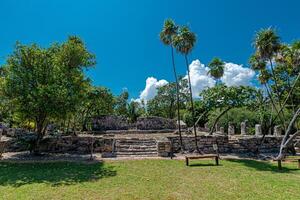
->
[160,19,183,149]
[2,36,95,152]
[127,101,145,123]
[250,29,300,157]
[115,90,129,117]
[77,86,115,131]
[147,81,188,119]
[200,84,258,134]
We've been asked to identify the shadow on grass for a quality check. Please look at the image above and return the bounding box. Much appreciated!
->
[226,159,299,173]
[0,161,116,187]
[188,163,220,167]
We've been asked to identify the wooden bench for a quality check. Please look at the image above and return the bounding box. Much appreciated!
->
[275,156,300,170]
[185,154,219,166]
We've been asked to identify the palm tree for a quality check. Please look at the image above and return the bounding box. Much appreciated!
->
[252,28,287,130]
[208,57,225,84]
[159,19,184,150]
[253,28,282,103]
[173,26,200,153]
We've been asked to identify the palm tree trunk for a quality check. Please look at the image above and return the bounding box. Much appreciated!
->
[184,55,200,153]
[171,46,184,151]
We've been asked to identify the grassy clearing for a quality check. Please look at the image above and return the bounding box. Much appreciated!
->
[0,159,300,200]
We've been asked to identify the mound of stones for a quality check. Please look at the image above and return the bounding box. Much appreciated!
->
[136,116,177,130]
[92,115,129,131]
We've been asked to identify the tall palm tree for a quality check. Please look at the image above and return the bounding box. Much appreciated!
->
[253,28,286,130]
[208,57,225,84]
[254,28,282,102]
[159,19,184,150]
[173,26,200,153]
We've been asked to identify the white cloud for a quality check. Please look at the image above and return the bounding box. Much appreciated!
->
[136,77,168,102]
[221,62,255,86]
[184,59,216,97]
[135,59,255,101]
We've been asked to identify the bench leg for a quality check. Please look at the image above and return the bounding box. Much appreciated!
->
[278,160,282,170]
[215,157,219,166]
[298,159,300,169]
[186,157,189,166]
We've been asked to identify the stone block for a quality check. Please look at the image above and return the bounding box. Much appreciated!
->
[255,124,262,136]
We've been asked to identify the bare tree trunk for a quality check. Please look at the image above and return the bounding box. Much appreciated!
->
[171,46,184,151]
[209,107,232,135]
[276,108,300,160]
[184,55,200,153]
[256,73,300,154]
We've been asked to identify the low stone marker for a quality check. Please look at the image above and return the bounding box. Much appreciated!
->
[157,140,171,157]
[241,122,247,135]
[228,123,235,135]
[220,127,225,135]
[255,124,262,136]
[274,125,282,136]
[215,123,220,133]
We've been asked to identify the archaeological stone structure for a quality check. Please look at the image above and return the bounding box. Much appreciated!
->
[136,116,177,130]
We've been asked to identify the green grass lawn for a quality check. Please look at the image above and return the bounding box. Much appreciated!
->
[0,159,300,200]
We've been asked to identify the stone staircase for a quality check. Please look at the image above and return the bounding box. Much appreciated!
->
[115,138,158,157]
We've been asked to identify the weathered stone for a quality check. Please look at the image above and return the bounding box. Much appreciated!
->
[274,125,282,136]
[241,122,247,135]
[92,115,129,131]
[228,124,235,135]
[215,123,220,132]
[157,140,171,157]
[136,116,176,130]
[255,124,262,136]
[204,122,209,130]
[220,127,225,135]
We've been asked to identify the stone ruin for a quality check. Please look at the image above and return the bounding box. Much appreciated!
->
[136,116,177,130]
[92,115,129,131]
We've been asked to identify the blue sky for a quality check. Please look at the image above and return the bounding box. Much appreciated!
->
[1,0,300,99]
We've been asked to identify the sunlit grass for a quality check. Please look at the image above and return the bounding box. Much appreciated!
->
[0,159,300,200]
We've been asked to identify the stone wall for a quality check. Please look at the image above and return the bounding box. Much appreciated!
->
[169,135,283,154]
[136,116,176,130]
[2,135,114,154]
[92,115,129,131]
[1,134,283,155]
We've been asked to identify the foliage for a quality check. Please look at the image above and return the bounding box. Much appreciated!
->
[159,19,178,46]
[127,101,146,123]
[200,84,258,110]
[173,26,196,55]
[182,100,208,127]
[114,90,129,117]
[147,80,188,119]
[208,107,260,134]
[208,57,225,81]
[75,86,115,131]
[1,36,95,148]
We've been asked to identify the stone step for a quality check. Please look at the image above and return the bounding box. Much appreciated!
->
[116,154,158,157]
[116,145,156,149]
[117,148,157,152]
[116,151,158,156]
[117,140,156,144]
[116,142,156,146]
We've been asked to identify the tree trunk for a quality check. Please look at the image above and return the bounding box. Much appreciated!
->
[209,107,232,135]
[184,55,200,153]
[256,73,300,154]
[33,118,46,155]
[171,46,184,151]
[276,108,300,160]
